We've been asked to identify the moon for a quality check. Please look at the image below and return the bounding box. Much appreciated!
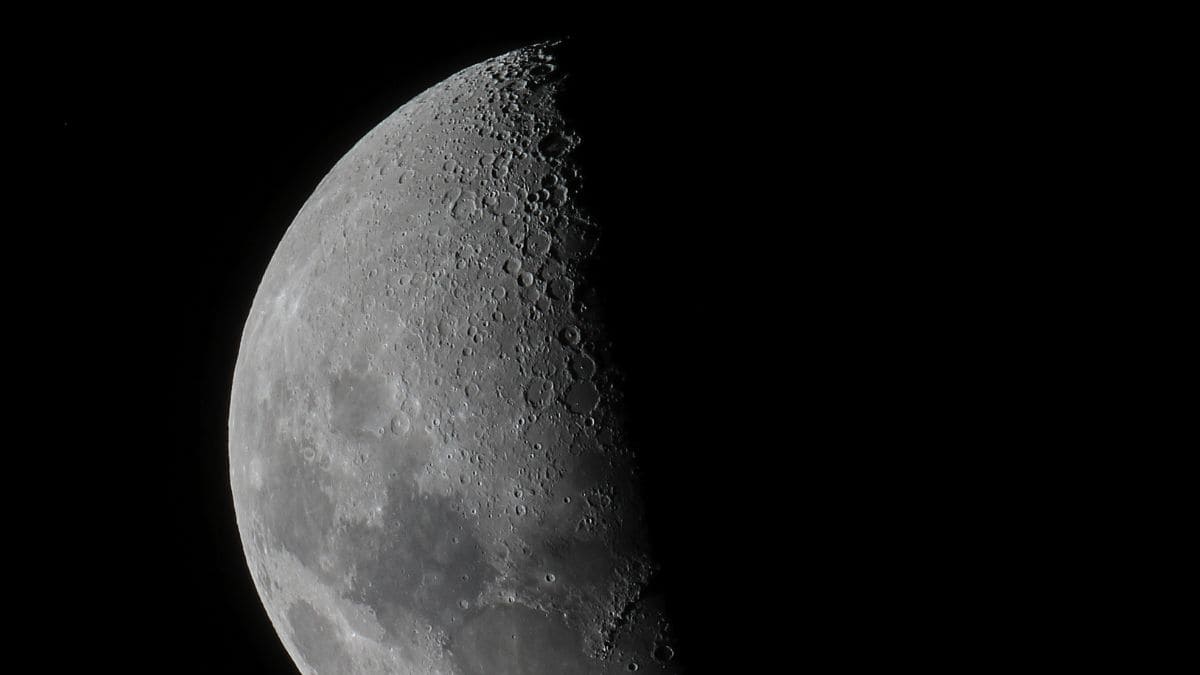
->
[229,43,680,674]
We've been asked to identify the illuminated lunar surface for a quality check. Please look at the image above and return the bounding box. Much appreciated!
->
[229,44,680,674]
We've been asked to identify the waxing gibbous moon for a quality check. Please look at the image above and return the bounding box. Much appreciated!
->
[229,43,681,674]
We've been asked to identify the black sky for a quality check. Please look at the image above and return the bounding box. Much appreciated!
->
[25,8,1045,672]
[33,14,823,673]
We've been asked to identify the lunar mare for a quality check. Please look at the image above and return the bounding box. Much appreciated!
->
[229,44,679,674]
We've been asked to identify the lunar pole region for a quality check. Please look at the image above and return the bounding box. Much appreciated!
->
[229,43,680,673]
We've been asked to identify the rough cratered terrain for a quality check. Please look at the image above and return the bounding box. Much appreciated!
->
[229,44,680,674]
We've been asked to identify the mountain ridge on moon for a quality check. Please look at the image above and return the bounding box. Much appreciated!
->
[229,42,682,674]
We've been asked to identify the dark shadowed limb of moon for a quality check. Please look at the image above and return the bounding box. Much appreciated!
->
[229,43,681,674]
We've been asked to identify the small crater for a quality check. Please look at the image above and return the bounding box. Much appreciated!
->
[560,325,581,346]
